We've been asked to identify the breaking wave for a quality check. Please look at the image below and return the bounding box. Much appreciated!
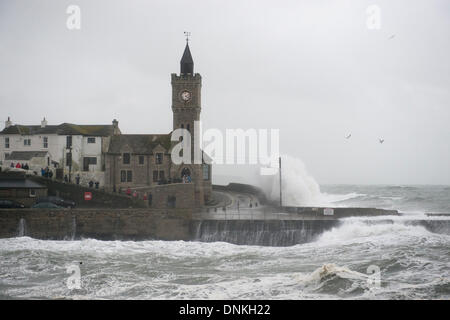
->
[316,220,433,245]
[0,217,449,299]
[264,155,363,207]
[261,155,449,215]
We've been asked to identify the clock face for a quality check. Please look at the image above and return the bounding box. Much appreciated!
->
[180,90,191,102]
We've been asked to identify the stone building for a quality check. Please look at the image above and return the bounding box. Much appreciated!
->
[0,118,120,186]
[104,42,212,208]
[0,172,47,207]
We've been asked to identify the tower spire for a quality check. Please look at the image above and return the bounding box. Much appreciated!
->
[184,31,191,43]
[180,32,194,75]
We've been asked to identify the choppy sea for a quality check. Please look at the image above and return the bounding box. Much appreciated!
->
[0,185,449,299]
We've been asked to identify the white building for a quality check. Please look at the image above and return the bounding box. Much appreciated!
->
[0,117,121,187]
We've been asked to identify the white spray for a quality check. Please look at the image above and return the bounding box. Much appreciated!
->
[258,155,323,206]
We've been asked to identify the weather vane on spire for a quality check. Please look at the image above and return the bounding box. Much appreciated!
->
[184,31,191,43]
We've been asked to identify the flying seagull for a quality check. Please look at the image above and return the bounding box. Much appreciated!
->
[345,133,352,139]
[388,34,396,40]
[379,138,384,144]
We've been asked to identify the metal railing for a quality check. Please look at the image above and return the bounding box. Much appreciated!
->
[192,206,315,221]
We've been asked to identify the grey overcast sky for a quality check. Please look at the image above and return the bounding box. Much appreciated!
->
[0,0,449,185]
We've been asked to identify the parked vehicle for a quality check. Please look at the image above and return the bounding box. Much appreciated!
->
[0,200,25,208]
[36,196,76,208]
[31,202,62,209]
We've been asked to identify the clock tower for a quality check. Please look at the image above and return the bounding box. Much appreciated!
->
[171,42,202,140]
[170,40,210,206]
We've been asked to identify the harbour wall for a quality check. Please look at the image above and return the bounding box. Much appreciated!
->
[0,208,192,241]
[0,208,448,246]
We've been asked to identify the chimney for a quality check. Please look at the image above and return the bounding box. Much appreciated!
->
[41,117,47,128]
[112,119,120,135]
[5,117,12,128]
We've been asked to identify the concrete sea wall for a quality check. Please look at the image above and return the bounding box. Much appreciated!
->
[0,208,192,241]
[0,209,340,246]
[191,219,341,246]
[1,208,448,246]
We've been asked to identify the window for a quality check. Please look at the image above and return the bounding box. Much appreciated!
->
[66,152,72,166]
[83,157,97,171]
[87,137,96,144]
[66,136,72,149]
[120,170,132,182]
[202,164,210,180]
[23,139,31,146]
[156,153,163,164]
[43,137,48,148]
[138,155,144,165]
[159,170,165,181]
[153,170,158,182]
[186,124,190,132]
[5,137,9,148]
[29,189,36,197]
[123,153,130,164]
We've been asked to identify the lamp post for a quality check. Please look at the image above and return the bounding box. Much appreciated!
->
[68,146,72,183]
[65,135,74,183]
[279,156,282,208]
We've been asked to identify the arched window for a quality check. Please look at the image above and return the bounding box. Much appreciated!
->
[181,167,191,177]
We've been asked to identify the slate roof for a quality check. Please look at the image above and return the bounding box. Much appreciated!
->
[5,151,49,160]
[1,123,115,136]
[107,134,173,154]
[180,43,194,74]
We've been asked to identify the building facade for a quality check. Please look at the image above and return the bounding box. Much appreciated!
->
[0,42,212,209]
[0,118,121,186]
[0,172,48,207]
[104,42,212,207]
